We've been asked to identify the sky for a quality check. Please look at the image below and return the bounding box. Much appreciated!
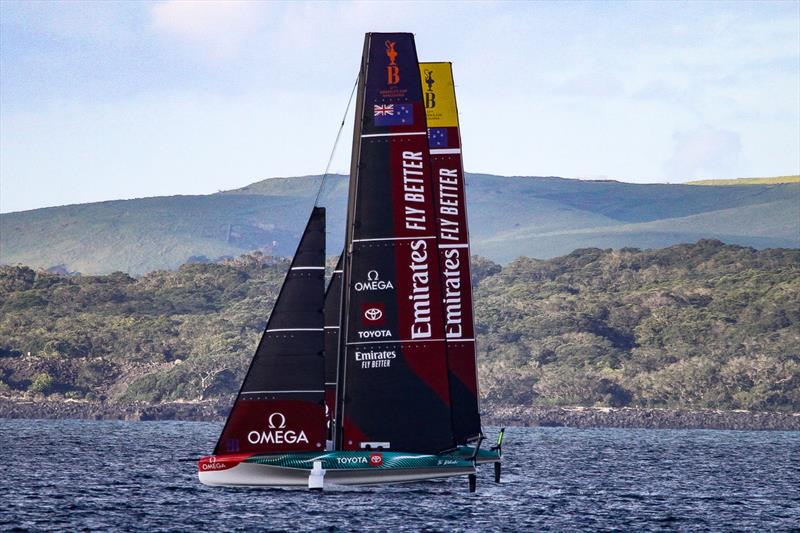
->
[1,0,798,213]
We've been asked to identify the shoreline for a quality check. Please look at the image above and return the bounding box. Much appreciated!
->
[1,399,798,431]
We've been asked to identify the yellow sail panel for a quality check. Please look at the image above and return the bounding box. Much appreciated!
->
[419,62,459,127]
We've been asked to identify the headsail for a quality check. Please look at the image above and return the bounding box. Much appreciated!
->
[334,33,456,453]
[214,207,327,455]
[420,62,482,443]
[324,254,343,438]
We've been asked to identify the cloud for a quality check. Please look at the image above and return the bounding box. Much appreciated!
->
[664,125,743,180]
[150,0,268,60]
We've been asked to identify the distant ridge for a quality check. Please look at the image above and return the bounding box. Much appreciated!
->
[1,174,798,274]
[686,175,800,186]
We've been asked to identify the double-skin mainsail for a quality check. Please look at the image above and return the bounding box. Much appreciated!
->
[333,33,458,454]
[420,62,482,444]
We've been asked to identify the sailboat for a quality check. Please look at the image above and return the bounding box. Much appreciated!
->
[198,32,502,490]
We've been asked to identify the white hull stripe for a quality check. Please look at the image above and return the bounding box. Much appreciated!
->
[333,270,343,273]
[266,328,324,332]
[241,390,324,394]
[324,326,340,329]
[347,339,446,345]
[361,131,427,138]
[291,266,325,270]
[447,338,475,342]
[439,243,469,249]
[429,148,461,155]
[353,236,436,243]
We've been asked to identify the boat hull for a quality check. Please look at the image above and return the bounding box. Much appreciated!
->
[198,451,475,488]
[456,445,502,465]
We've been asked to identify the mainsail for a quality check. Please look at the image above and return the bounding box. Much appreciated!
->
[334,33,456,453]
[214,207,327,455]
[324,254,343,437]
[420,62,482,443]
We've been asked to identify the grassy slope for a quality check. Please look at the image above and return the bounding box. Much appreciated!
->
[1,174,798,274]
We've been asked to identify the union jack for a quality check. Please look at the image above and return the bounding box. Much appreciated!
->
[374,104,394,117]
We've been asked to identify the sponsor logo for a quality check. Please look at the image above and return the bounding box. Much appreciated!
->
[355,349,396,369]
[354,270,395,292]
[201,461,228,471]
[356,329,392,339]
[398,150,434,340]
[247,412,309,445]
[268,412,286,429]
[361,302,386,326]
[408,239,432,339]
[364,307,382,321]
[402,151,427,231]
[385,40,399,85]
[443,248,464,338]
[355,349,396,361]
[369,453,383,467]
[337,456,368,465]
[438,167,461,226]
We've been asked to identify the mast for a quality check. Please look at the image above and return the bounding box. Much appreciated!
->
[323,254,343,441]
[420,62,483,443]
[214,207,327,455]
[334,33,456,453]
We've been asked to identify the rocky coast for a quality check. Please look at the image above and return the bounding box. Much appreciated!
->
[2,398,798,431]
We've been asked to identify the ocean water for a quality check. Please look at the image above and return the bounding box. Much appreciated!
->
[1,420,798,532]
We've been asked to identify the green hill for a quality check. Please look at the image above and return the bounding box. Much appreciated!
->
[1,174,798,274]
[1,241,797,412]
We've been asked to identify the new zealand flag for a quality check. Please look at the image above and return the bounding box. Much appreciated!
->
[373,103,414,126]
[428,128,448,148]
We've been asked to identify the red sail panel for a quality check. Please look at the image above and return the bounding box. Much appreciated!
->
[324,254,343,438]
[420,62,482,443]
[335,33,456,454]
[214,208,326,455]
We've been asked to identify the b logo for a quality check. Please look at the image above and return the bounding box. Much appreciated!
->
[369,453,383,466]
[385,40,399,85]
[268,412,286,429]
[424,70,436,108]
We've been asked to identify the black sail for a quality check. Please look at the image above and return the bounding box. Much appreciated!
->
[324,254,343,437]
[334,33,456,454]
[214,207,326,455]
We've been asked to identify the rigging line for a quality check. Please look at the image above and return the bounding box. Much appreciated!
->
[313,74,359,207]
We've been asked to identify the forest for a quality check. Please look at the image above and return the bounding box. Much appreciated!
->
[1,240,798,412]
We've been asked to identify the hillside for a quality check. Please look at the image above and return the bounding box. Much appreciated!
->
[1,174,798,274]
[686,175,800,186]
[0,241,798,413]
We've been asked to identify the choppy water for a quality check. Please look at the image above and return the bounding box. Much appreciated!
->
[1,420,798,531]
